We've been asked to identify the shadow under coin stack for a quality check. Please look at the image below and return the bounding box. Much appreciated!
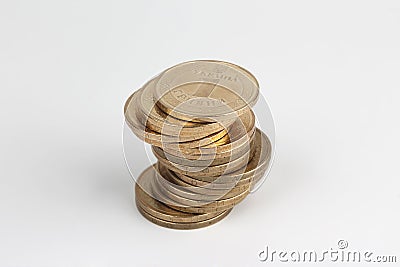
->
[124,60,272,229]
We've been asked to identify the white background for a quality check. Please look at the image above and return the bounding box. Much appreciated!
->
[0,0,399,266]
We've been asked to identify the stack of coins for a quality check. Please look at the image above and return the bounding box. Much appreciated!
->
[124,60,272,229]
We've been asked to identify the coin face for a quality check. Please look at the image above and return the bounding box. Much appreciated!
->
[204,60,260,88]
[153,60,259,122]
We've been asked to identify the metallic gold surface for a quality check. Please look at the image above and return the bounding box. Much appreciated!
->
[151,176,249,213]
[153,60,260,122]
[125,90,232,147]
[135,165,224,223]
[172,129,271,183]
[136,205,232,230]
[136,79,235,139]
[166,164,266,190]
[124,60,271,229]
[152,139,256,178]
[154,164,249,202]
[161,109,255,158]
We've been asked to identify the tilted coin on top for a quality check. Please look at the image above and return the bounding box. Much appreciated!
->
[152,60,260,123]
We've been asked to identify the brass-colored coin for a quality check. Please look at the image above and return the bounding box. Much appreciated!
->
[154,163,250,201]
[136,78,199,127]
[136,77,236,140]
[152,138,251,167]
[155,176,247,204]
[137,205,232,230]
[124,90,175,145]
[125,90,234,148]
[151,174,249,213]
[156,82,249,121]
[161,127,255,162]
[207,60,259,88]
[162,163,265,191]
[153,60,259,123]
[174,167,267,189]
[135,165,224,223]
[124,91,166,147]
[153,119,256,177]
[162,108,255,158]
[153,140,255,178]
[173,128,271,184]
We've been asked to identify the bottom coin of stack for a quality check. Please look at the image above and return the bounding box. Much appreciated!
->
[135,166,233,230]
[134,128,272,230]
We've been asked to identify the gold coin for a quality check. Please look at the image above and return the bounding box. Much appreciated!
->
[162,162,265,191]
[161,127,255,162]
[136,77,199,127]
[136,77,236,140]
[125,90,173,145]
[174,167,267,189]
[173,128,271,184]
[153,60,259,122]
[161,108,255,158]
[154,119,256,176]
[153,140,254,178]
[135,165,225,223]
[136,205,232,230]
[124,89,184,142]
[152,139,252,167]
[154,163,250,202]
[155,176,247,204]
[151,175,249,213]
[206,60,259,88]
[125,90,233,147]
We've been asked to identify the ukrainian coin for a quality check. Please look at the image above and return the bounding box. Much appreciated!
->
[125,90,233,148]
[135,165,224,223]
[136,78,235,139]
[162,163,265,191]
[153,140,255,178]
[124,91,166,146]
[155,176,247,204]
[151,175,249,213]
[136,205,232,230]
[154,163,250,201]
[207,60,259,88]
[153,60,259,122]
[173,128,272,184]
[152,140,252,167]
[162,108,255,158]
